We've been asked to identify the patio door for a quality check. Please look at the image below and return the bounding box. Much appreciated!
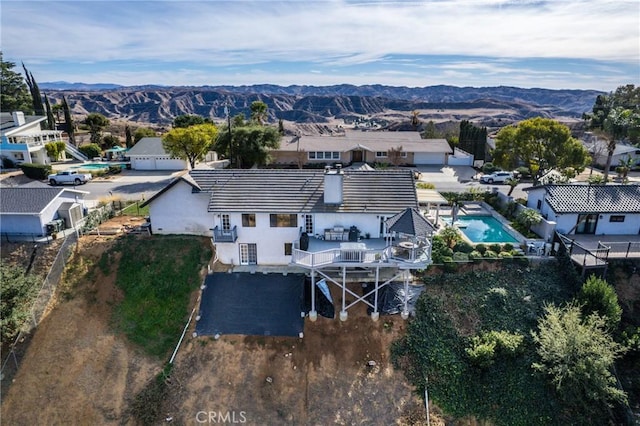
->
[575,214,598,234]
[221,214,231,231]
[239,243,257,265]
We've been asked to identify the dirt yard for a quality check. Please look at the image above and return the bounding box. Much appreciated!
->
[1,216,434,425]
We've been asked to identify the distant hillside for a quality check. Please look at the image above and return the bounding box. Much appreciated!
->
[43,84,602,127]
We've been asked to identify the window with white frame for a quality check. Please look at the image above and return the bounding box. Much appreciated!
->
[308,151,340,160]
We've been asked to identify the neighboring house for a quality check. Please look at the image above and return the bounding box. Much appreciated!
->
[142,167,434,267]
[271,131,455,167]
[126,137,188,170]
[525,184,640,236]
[0,187,88,236]
[582,134,640,170]
[0,111,66,165]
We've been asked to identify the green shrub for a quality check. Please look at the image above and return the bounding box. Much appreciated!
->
[108,165,122,174]
[431,236,453,264]
[475,243,487,254]
[416,182,436,189]
[498,252,513,259]
[469,250,482,261]
[489,243,502,253]
[466,330,524,368]
[78,143,102,159]
[577,275,622,330]
[2,157,16,168]
[503,243,514,252]
[484,250,498,258]
[511,249,524,257]
[452,252,469,262]
[482,162,500,174]
[19,163,52,180]
[515,166,531,179]
[454,240,474,254]
[466,339,496,368]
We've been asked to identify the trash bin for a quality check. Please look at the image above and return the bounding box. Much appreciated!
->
[348,226,360,242]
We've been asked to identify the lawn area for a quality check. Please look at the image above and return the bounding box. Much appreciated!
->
[392,261,585,425]
[100,235,211,357]
[120,201,149,217]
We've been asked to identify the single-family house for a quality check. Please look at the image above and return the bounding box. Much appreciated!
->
[126,137,188,170]
[143,166,434,267]
[0,187,88,237]
[0,111,70,165]
[143,166,436,320]
[271,130,457,167]
[525,184,640,236]
[583,134,640,170]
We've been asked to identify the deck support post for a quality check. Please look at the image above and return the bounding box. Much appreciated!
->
[339,266,348,321]
[309,269,317,321]
[401,269,410,320]
[371,266,380,321]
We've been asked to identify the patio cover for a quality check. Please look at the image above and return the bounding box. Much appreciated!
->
[386,207,436,237]
[196,273,305,337]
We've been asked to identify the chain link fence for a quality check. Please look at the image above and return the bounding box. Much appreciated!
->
[1,232,77,392]
[1,199,147,394]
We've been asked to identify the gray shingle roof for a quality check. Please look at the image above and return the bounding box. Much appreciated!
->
[276,131,452,154]
[188,169,418,213]
[385,208,436,237]
[0,187,65,214]
[533,184,640,214]
[126,137,169,156]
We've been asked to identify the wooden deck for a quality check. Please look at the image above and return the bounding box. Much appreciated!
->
[568,234,640,260]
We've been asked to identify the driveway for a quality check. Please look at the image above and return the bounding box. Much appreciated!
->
[415,165,531,199]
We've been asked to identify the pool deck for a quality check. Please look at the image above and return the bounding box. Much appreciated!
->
[427,201,528,246]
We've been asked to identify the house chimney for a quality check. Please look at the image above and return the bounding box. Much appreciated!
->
[324,166,344,205]
[12,111,25,126]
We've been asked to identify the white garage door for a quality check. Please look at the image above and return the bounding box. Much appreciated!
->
[155,159,187,170]
[414,153,445,165]
[132,157,155,170]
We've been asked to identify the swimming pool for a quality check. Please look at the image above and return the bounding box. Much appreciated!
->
[443,215,519,244]
[69,162,127,171]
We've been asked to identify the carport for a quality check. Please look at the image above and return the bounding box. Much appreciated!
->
[196,273,305,337]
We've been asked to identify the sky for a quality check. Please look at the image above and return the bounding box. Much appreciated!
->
[2,0,639,91]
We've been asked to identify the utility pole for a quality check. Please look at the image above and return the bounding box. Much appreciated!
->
[224,100,233,168]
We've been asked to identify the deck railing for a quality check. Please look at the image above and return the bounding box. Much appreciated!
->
[599,241,640,259]
[212,225,237,243]
[291,243,431,268]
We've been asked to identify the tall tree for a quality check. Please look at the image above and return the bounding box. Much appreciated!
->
[532,303,627,414]
[162,123,218,169]
[459,120,487,161]
[586,85,640,181]
[249,100,268,125]
[0,52,33,113]
[133,127,156,143]
[84,113,110,145]
[125,125,133,148]
[62,95,75,146]
[492,117,590,184]
[44,94,56,130]
[22,64,44,116]
[172,114,210,128]
[214,116,280,168]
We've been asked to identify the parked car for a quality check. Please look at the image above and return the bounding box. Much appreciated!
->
[48,170,92,185]
[480,171,514,184]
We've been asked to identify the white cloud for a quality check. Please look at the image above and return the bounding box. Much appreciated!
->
[2,0,638,90]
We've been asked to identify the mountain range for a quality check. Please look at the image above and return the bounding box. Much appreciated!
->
[42,83,603,128]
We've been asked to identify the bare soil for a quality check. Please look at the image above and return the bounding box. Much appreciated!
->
[1,216,437,425]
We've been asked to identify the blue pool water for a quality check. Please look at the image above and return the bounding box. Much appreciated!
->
[443,216,519,244]
[70,162,127,171]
